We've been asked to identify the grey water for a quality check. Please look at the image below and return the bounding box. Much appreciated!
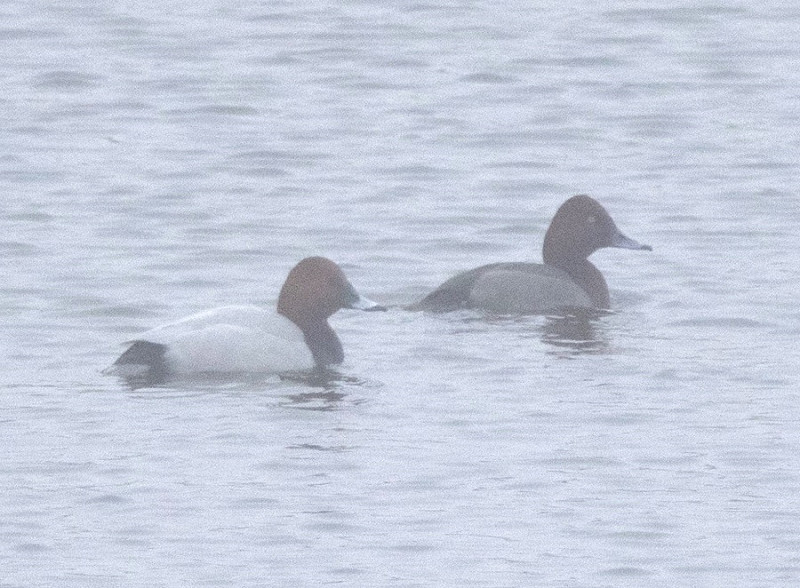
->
[3,1,800,586]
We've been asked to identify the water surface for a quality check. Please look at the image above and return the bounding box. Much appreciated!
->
[2,1,800,586]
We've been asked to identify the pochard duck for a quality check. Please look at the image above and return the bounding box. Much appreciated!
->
[411,195,651,314]
[108,256,385,383]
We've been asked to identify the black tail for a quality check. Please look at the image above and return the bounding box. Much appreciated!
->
[112,340,169,388]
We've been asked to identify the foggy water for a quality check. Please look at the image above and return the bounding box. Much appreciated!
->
[3,1,800,586]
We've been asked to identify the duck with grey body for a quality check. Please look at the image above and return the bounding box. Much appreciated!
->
[411,195,652,314]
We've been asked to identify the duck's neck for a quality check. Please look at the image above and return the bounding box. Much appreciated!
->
[279,307,345,367]
[299,317,345,367]
[544,253,610,308]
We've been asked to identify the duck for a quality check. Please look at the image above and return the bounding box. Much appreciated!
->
[108,256,385,384]
[411,195,651,314]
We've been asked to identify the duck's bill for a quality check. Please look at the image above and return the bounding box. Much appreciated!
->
[610,230,652,251]
[349,294,388,311]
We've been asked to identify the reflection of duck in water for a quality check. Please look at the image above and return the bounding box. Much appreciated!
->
[411,195,651,314]
[279,370,372,411]
[540,312,610,356]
